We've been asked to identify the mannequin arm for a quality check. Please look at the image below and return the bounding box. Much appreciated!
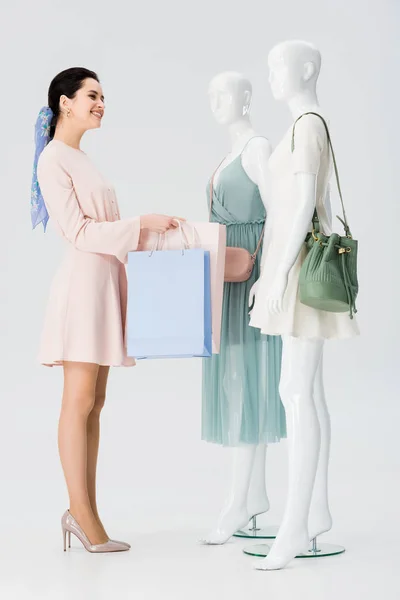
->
[278,172,316,274]
[242,137,272,306]
[264,114,324,313]
[252,139,273,275]
[264,172,316,314]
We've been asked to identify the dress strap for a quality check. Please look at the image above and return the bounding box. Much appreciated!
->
[209,136,269,219]
[240,135,268,155]
[209,157,226,221]
[240,136,268,260]
[209,135,267,257]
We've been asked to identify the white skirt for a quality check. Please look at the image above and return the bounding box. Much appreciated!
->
[249,245,359,340]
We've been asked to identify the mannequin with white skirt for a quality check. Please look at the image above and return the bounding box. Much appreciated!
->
[249,40,359,570]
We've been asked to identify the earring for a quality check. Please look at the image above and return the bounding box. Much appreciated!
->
[67,109,71,117]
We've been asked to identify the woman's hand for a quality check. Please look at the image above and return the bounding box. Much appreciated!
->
[140,214,185,234]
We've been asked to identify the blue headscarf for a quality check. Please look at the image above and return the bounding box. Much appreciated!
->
[31,106,53,231]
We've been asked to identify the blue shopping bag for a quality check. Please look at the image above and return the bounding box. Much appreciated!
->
[127,248,212,359]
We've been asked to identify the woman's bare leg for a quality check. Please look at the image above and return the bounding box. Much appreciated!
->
[86,365,110,537]
[59,361,108,544]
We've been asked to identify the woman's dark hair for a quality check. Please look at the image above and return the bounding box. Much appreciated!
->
[48,67,100,139]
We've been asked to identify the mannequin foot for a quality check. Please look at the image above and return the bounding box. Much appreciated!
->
[308,506,332,540]
[199,506,249,545]
[253,526,309,571]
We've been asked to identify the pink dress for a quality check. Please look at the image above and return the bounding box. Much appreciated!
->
[37,139,141,367]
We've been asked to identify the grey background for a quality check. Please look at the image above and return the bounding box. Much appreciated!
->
[0,1,398,598]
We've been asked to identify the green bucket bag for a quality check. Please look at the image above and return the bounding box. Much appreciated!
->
[291,112,358,319]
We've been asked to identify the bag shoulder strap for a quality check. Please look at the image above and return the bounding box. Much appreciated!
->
[251,225,265,261]
[291,111,352,238]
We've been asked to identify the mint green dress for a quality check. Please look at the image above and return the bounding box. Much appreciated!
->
[202,142,286,446]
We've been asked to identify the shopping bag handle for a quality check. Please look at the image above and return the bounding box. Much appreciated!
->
[172,220,200,249]
[149,219,193,256]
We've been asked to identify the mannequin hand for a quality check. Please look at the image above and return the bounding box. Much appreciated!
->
[140,214,185,234]
[266,270,288,315]
[248,279,260,308]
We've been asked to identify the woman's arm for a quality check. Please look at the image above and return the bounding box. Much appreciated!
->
[37,149,141,264]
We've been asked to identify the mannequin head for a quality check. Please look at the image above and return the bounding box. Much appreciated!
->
[268,40,321,101]
[208,71,252,125]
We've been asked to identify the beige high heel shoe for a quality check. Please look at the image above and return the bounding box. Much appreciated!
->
[61,510,130,553]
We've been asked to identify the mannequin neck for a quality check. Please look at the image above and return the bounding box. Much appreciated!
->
[227,117,256,152]
[287,88,320,121]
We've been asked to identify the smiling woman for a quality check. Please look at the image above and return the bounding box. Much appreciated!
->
[46,68,104,144]
[31,66,182,555]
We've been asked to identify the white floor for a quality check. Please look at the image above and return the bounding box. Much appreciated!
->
[1,516,399,600]
[2,364,399,599]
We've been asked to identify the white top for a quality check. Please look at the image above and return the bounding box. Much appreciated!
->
[250,114,359,340]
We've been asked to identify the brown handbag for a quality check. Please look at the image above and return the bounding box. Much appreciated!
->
[209,159,265,283]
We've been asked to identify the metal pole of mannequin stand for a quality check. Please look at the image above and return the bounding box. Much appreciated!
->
[250,516,260,533]
[233,515,279,540]
[310,537,321,554]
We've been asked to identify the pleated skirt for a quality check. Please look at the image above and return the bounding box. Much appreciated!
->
[202,221,286,446]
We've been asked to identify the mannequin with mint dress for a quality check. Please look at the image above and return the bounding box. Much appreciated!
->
[202,138,286,448]
[200,72,286,545]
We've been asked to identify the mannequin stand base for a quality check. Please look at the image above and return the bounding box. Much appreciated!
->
[243,538,345,559]
[233,515,279,539]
